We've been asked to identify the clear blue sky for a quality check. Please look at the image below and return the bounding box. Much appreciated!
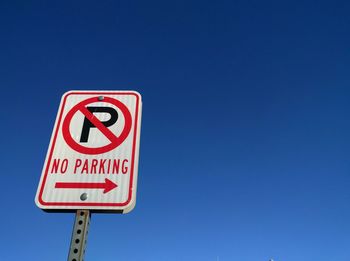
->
[1,0,350,260]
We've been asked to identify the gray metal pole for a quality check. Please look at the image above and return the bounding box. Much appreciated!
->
[68,210,91,261]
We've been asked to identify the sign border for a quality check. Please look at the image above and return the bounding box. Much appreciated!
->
[35,91,141,211]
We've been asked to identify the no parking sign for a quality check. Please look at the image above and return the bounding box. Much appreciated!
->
[35,91,142,213]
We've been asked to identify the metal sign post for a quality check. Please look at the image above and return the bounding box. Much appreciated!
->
[35,91,142,260]
[68,210,91,261]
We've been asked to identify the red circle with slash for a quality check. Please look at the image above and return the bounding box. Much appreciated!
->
[62,96,132,155]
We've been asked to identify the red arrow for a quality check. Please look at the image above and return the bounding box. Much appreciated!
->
[55,178,118,194]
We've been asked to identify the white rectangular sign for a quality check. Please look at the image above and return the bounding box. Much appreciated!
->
[35,91,142,213]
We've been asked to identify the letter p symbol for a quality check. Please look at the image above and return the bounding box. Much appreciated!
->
[80,107,118,143]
